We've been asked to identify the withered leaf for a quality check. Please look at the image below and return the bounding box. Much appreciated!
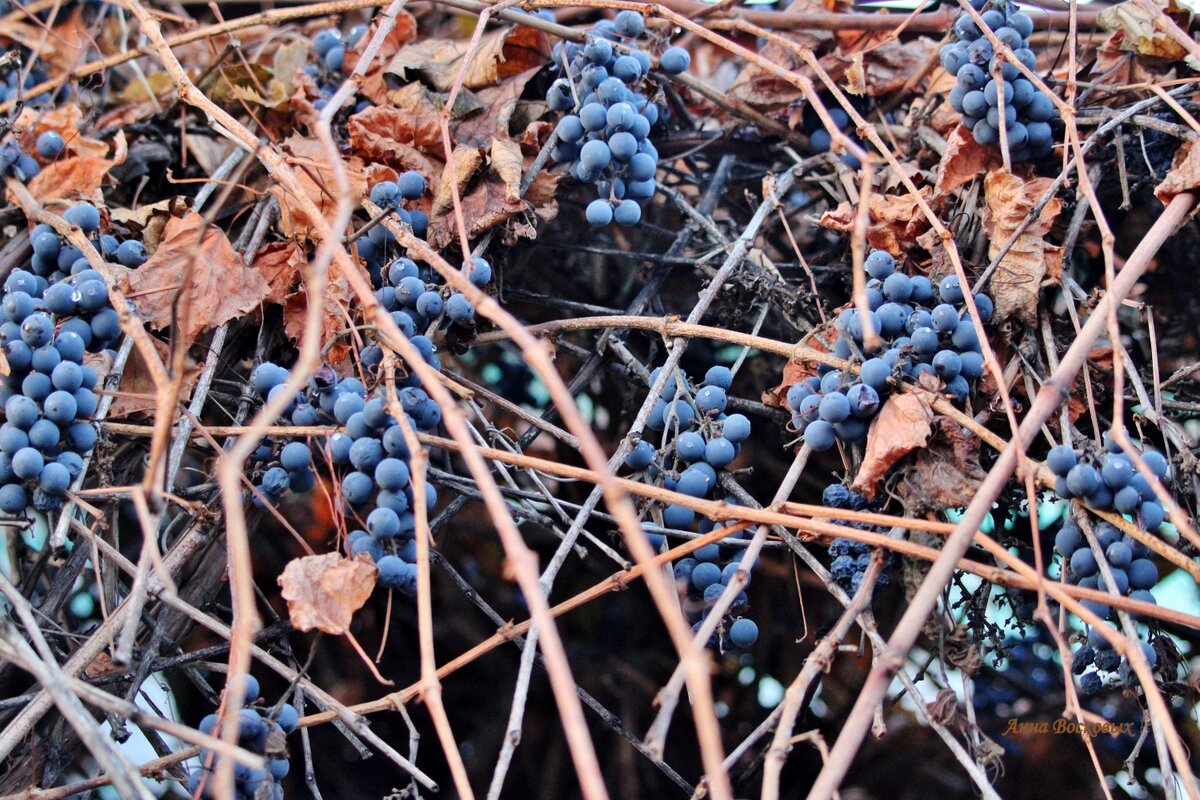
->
[983,170,1062,326]
[1155,138,1200,204]
[386,26,548,92]
[24,155,116,205]
[851,391,935,497]
[121,211,271,341]
[348,101,442,167]
[109,337,197,419]
[278,553,377,635]
[200,63,287,108]
[451,67,541,147]
[934,126,1003,200]
[820,189,934,255]
[902,417,987,512]
[271,135,368,240]
[1098,0,1197,67]
[283,272,354,367]
[431,145,485,217]
[253,242,304,305]
[490,137,524,202]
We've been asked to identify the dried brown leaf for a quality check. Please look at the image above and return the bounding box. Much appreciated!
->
[901,417,987,511]
[490,137,524,202]
[934,126,1003,200]
[109,337,197,419]
[278,553,376,635]
[283,272,353,367]
[387,26,547,92]
[851,391,935,497]
[983,170,1062,326]
[271,135,368,240]
[254,242,304,305]
[825,32,940,97]
[820,189,933,255]
[23,155,116,205]
[452,68,541,147]
[431,145,485,217]
[1155,138,1200,204]
[1098,0,1195,65]
[348,102,442,171]
[121,211,271,341]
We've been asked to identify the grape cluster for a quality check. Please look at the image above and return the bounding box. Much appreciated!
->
[623,364,758,650]
[800,94,867,168]
[247,347,443,595]
[366,172,429,245]
[0,125,72,185]
[940,1,1056,160]
[1053,517,1160,694]
[0,203,138,515]
[0,62,54,106]
[821,484,893,595]
[544,11,691,228]
[306,24,369,112]
[189,677,299,800]
[1046,438,1170,531]
[785,249,992,451]
[672,552,759,651]
[369,254,486,331]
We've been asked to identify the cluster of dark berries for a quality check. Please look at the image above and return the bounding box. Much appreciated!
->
[623,364,758,650]
[247,351,442,596]
[0,61,54,107]
[631,364,752,517]
[1053,514,1160,694]
[821,484,893,596]
[0,202,144,514]
[367,173,429,244]
[672,553,759,651]
[1046,438,1170,531]
[544,10,690,227]
[940,1,1056,159]
[306,24,369,111]
[369,254,485,332]
[786,249,992,451]
[189,676,298,800]
[799,93,867,168]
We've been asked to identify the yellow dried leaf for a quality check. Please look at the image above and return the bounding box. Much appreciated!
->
[278,553,377,635]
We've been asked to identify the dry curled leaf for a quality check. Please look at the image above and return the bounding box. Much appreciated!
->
[24,155,117,205]
[431,145,485,217]
[121,211,271,341]
[253,242,305,305]
[1098,0,1198,67]
[349,99,443,163]
[283,272,354,367]
[386,26,548,92]
[934,126,1003,200]
[851,391,935,497]
[490,137,524,202]
[1155,138,1200,204]
[108,338,197,419]
[820,189,934,255]
[983,170,1063,326]
[901,416,987,511]
[278,553,377,635]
